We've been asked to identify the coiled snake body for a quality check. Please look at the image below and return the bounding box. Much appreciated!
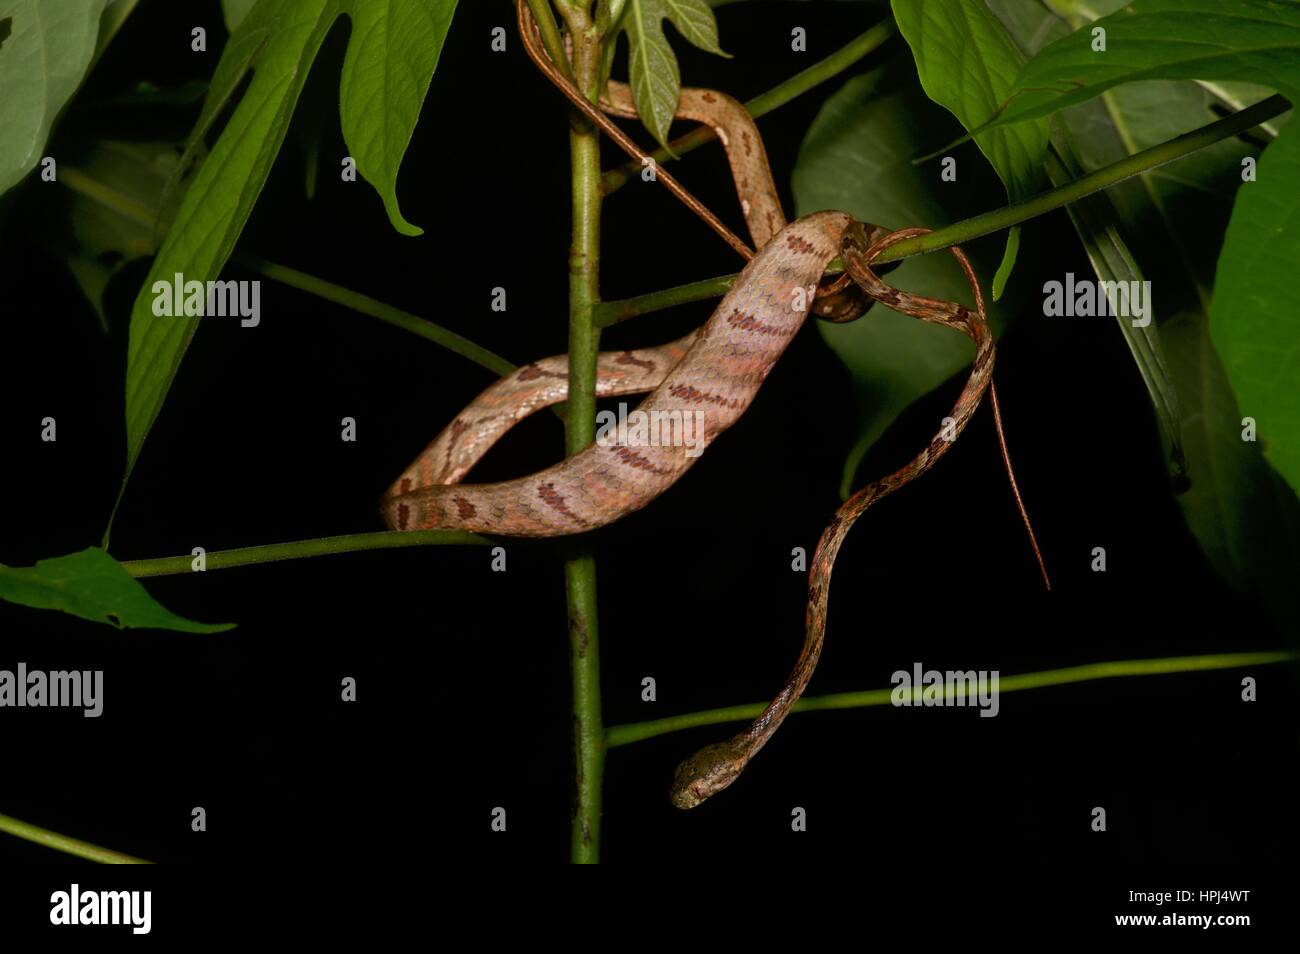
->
[382,3,1025,808]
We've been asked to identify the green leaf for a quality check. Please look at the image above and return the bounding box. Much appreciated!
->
[598,0,629,33]
[0,0,109,199]
[1210,119,1300,494]
[891,0,1049,201]
[121,0,341,507]
[996,0,1300,129]
[890,0,1049,290]
[1075,151,1195,482]
[990,224,1019,300]
[152,10,274,242]
[49,139,203,328]
[661,0,727,52]
[222,0,260,32]
[1164,310,1300,624]
[338,0,457,237]
[988,0,1185,474]
[792,68,1018,495]
[1046,139,1186,477]
[0,548,234,633]
[620,0,728,148]
[992,0,1300,624]
[94,1,141,63]
[119,0,458,514]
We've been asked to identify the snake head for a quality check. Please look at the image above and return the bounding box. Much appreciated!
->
[669,738,750,809]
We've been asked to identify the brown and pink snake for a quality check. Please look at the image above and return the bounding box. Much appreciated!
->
[381,2,1047,808]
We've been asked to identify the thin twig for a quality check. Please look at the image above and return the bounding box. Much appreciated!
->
[602,19,897,194]
[118,531,491,577]
[240,256,517,378]
[877,94,1291,262]
[518,0,753,261]
[0,812,153,864]
[592,95,1293,321]
[605,651,1296,746]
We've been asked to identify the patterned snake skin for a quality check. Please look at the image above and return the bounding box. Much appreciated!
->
[381,2,999,808]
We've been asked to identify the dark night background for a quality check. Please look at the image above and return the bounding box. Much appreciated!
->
[0,0,1295,921]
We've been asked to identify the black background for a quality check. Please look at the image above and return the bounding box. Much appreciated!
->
[0,0,1294,924]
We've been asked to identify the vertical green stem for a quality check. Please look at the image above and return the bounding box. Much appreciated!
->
[558,2,606,864]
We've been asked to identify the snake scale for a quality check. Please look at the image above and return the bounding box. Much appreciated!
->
[381,2,1036,808]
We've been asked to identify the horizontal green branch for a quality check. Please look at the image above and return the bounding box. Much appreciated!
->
[240,256,516,378]
[877,94,1291,262]
[59,165,156,228]
[605,651,1295,747]
[245,255,570,421]
[55,171,516,382]
[602,19,897,194]
[120,530,492,577]
[0,812,152,864]
[594,274,737,326]
[598,95,1292,323]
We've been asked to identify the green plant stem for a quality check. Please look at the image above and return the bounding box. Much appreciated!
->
[561,6,606,866]
[605,651,1295,746]
[591,94,1291,323]
[118,531,490,577]
[58,165,155,226]
[57,171,520,382]
[601,19,897,194]
[594,273,736,326]
[525,0,573,83]
[0,812,152,864]
[877,94,1291,262]
[5,649,1286,861]
[240,256,516,378]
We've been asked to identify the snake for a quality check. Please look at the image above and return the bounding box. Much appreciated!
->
[381,1,1039,808]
